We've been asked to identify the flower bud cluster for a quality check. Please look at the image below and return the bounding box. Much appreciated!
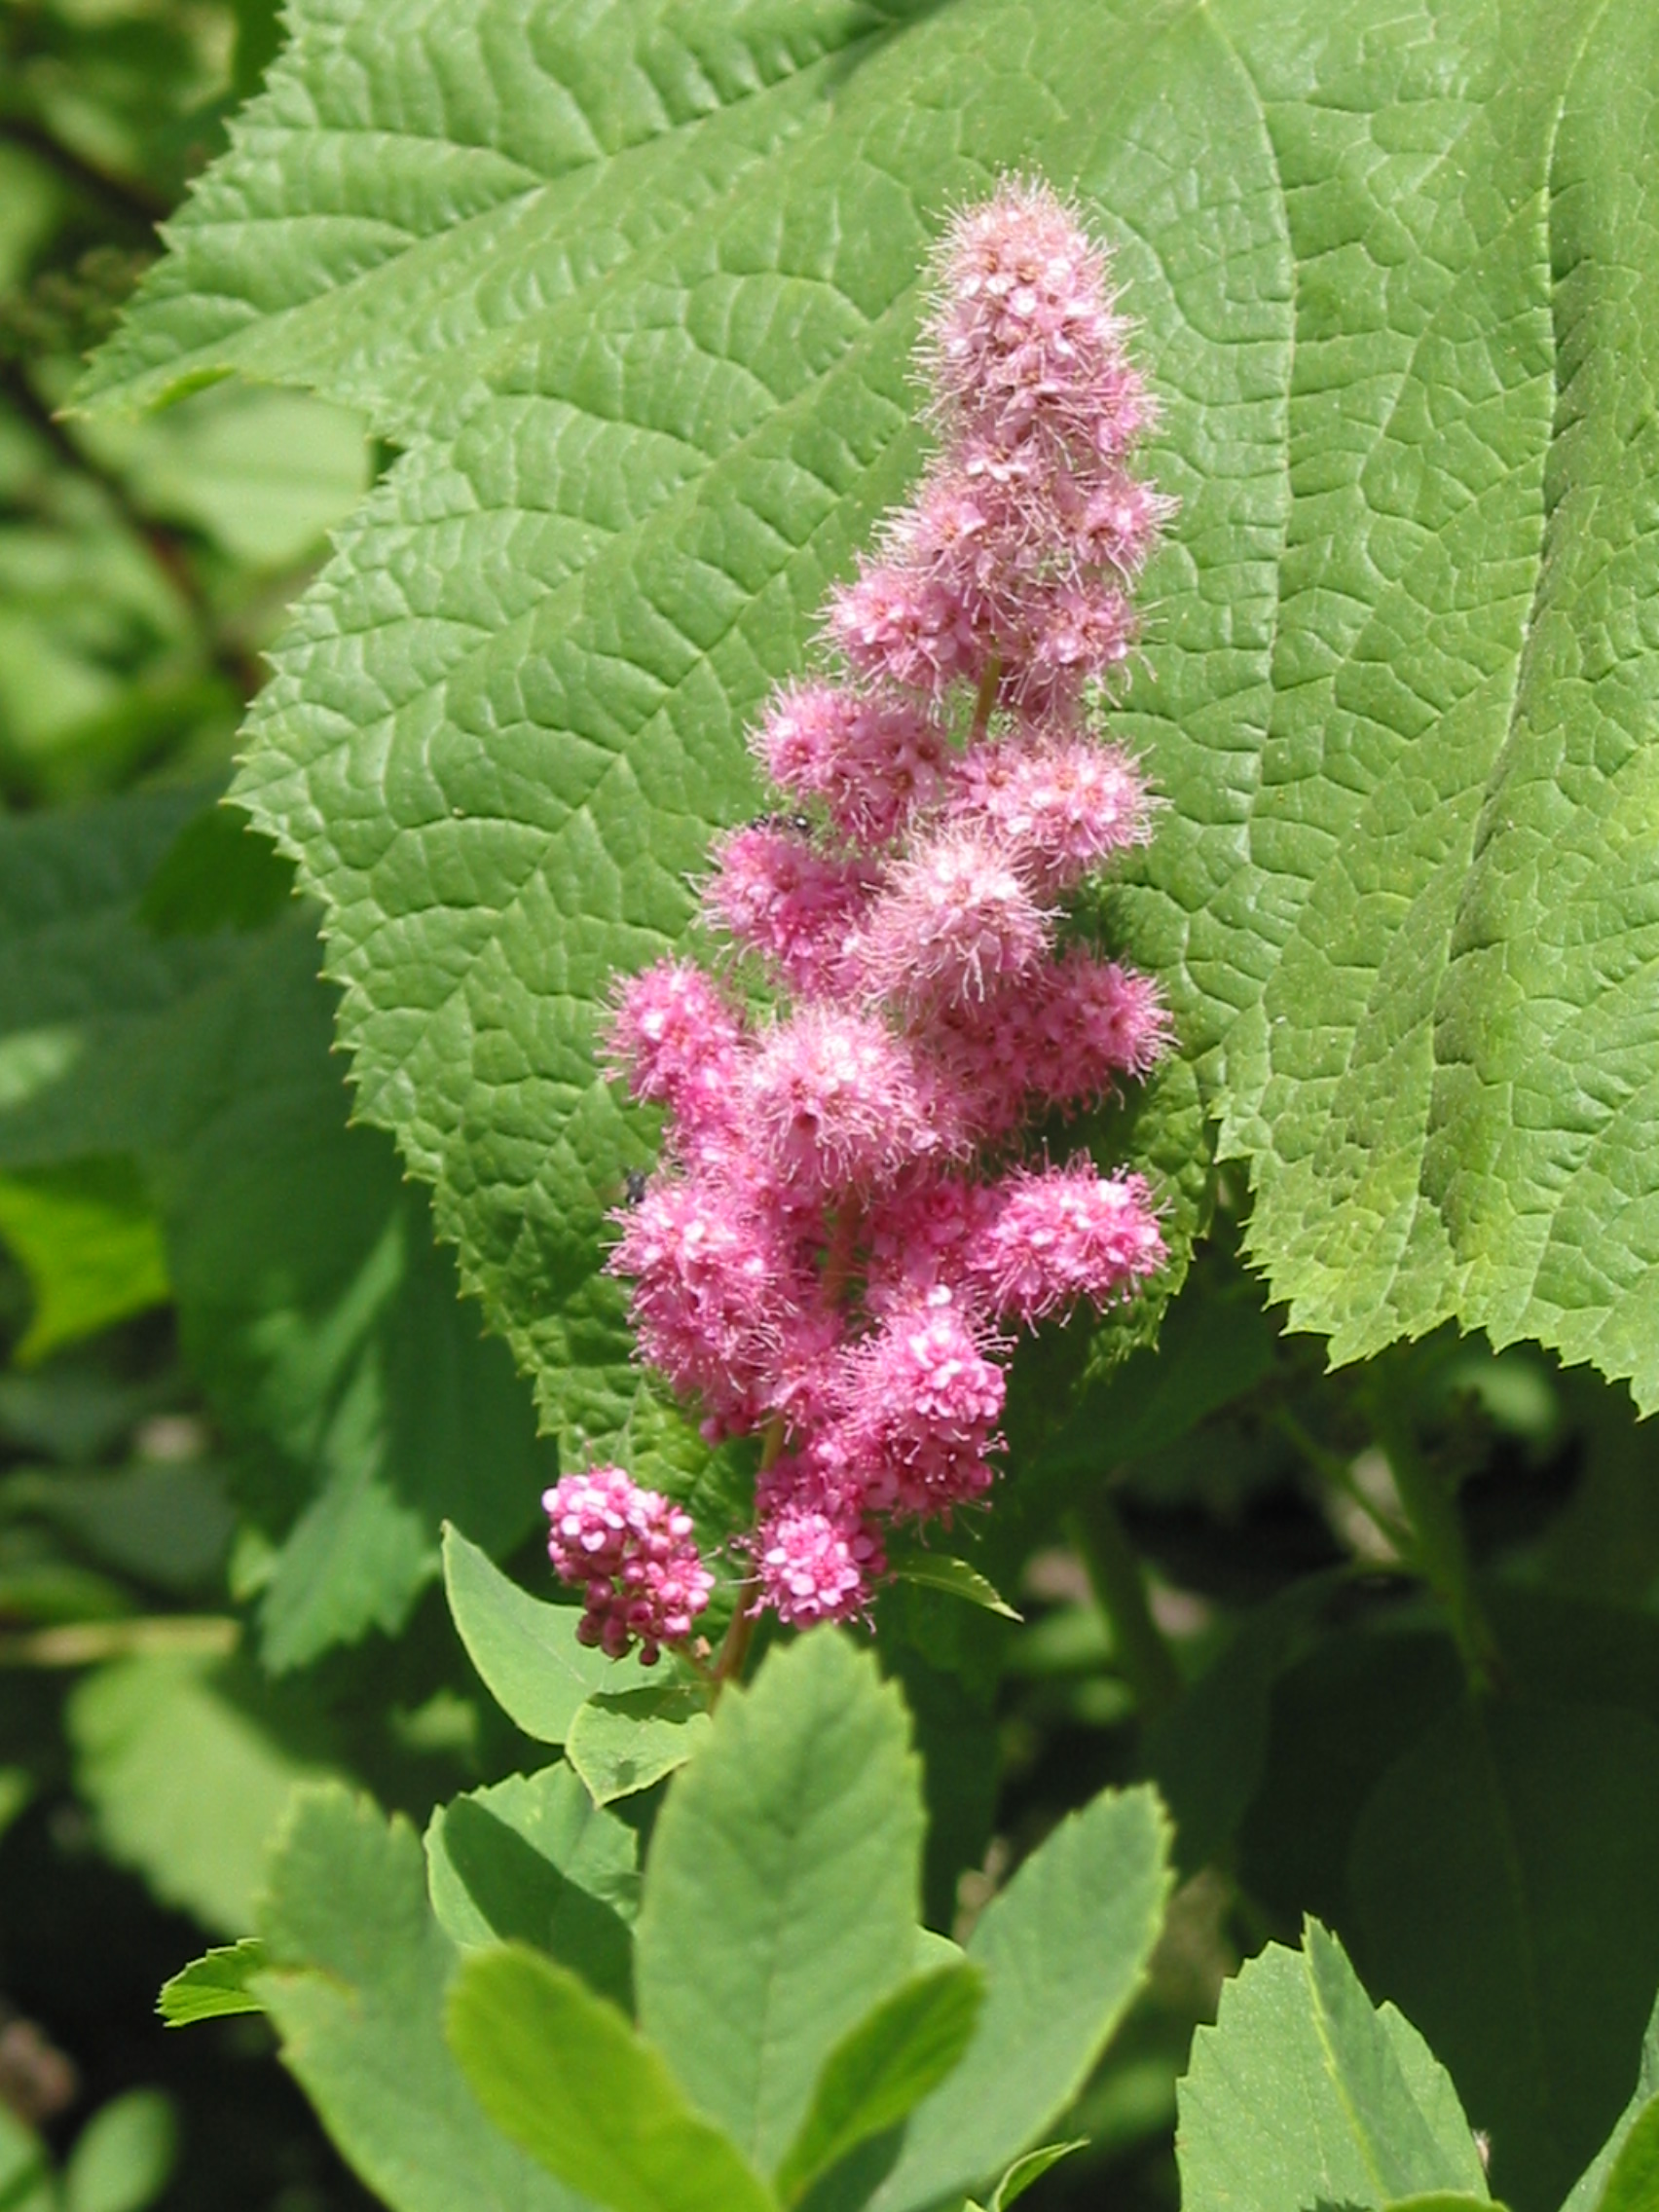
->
[547,181,1174,1652]
[543,1466,715,1664]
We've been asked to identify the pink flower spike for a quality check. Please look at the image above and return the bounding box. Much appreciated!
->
[604,959,747,1113]
[752,1500,885,1627]
[827,1291,1006,1520]
[608,1173,836,1433]
[701,822,876,995]
[1021,582,1136,712]
[744,1005,949,1198]
[965,1161,1166,1326]
[924,181,1141,449]
[757,683,949,847]
[948,732,1155,895]
[824,560,986,698]
[848,826,1052,1016]
[1024,948,1172,1111]
[544,1466,715,1665]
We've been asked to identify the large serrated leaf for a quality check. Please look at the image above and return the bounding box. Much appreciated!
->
[79,0,1659,1427]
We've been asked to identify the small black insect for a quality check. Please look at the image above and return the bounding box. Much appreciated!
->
[622,1168,650,1207]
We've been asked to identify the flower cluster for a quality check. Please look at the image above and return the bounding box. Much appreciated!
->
[548,180,1174,1653]
[543,1467,716,1664]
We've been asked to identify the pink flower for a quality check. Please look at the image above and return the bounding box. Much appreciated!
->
[848,827,1052,1015]
[743,1005,952,1197]
[544,1467,715,1664]
[752,1499,885,1627]
[758,682,949,846]
[1020,948,1171,1107]
[824,560,987,698]
[947,730,1154,894]
[925,179,1147,456]
[608,1173,837,1434]
[964,1161,1166,1325]
[605,959,746,1112]
[863,1171,999,1311]
[825,1290,1005,1519]
[701,822,876,995]
[583,179,1177,1646]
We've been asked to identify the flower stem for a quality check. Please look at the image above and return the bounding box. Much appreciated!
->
[1068,1491,1183,1720]
[970,656,1001,744]
[709,1412,789,1704]
[1361,1386,1500,1694]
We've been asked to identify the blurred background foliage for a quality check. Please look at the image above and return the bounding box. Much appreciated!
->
[4,4,1659,2210]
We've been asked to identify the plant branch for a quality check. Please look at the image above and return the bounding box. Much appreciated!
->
[1361,1386,1500,1694]
[0,113,168,226]
[1068,1489,1184,1720]
[0,1615,239,1667]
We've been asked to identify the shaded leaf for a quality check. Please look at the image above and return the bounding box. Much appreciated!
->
[566,1686,713,1807]
[1561,1992,1659,2212]
[1349,1702,1659,2212]
[424,1762,638,2009]
[988,2143,1086,2212]
[884,1547,1020,1623]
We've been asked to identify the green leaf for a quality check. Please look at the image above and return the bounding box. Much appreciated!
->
[158,1939,271,2026]
[63,2090,177,2212]
[1350,1702,1659,2212]
[86,0,1659,1411]
[0,795,551,1667]
[253,1785,576,2212]
[1143,1569,1345,1877]
[0,2107,52,2212]
[3,1460,236,1595]
[987,2143,1086,2212]
[1594,2098,1659,2212]
[1384,2199,1507,2212]
[447,1943,778,2212]
[865,1784,1172,2212]
[137,803,297,938]
[68,1654,334,1935]
[635,1631,925,2177]
[1561,1993,1659,2212]
[774,1964,983,2206]
[1177,1918,1491,2212]
[442,1522,650,1741]
[151,925,553,1669]
[89,0,1262,1466]
[884,1547,1021,1623]
[566,1686,714,1807]
[424,1762,638,2009]
[0,1158,168,1363]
